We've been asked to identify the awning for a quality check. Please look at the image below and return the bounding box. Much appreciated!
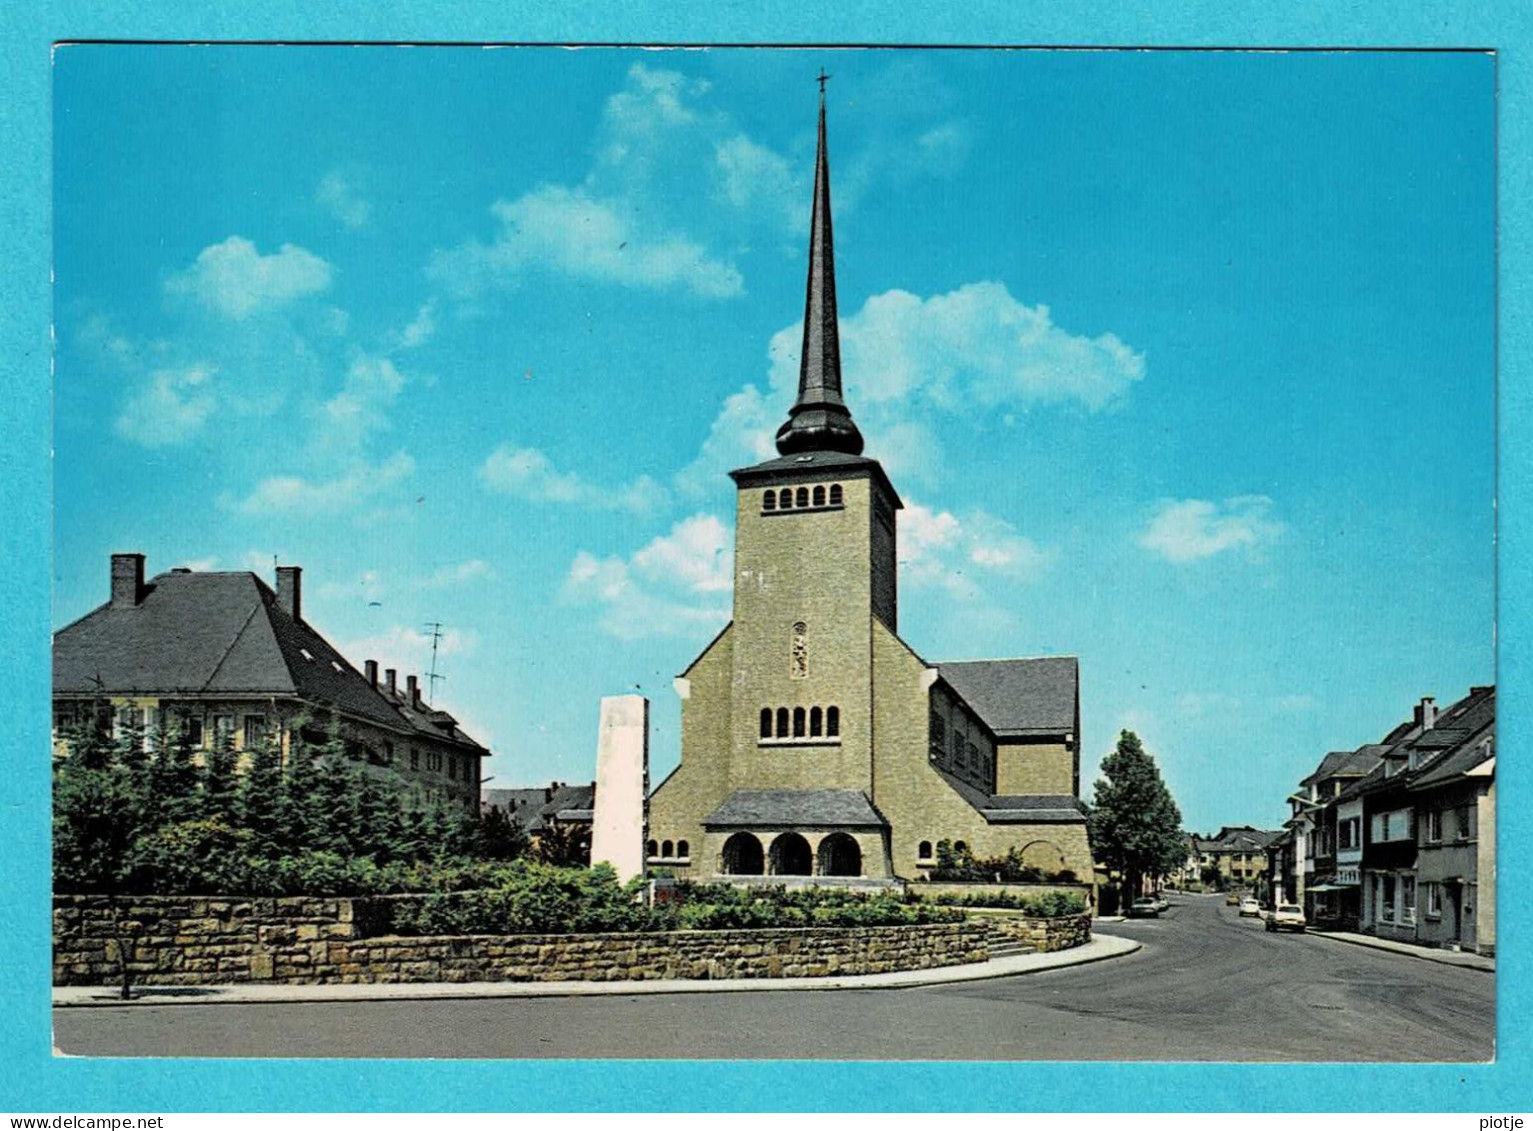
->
[1306,883,1346,892]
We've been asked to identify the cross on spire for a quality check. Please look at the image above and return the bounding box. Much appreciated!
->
[816,68,832,96]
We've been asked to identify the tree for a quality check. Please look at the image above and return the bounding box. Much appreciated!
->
[1088,730,1186,908]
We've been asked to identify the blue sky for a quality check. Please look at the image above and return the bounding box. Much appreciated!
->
[52,46,1494,832]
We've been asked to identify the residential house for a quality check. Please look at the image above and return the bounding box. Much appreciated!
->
[1193,826,1282,893]
[482,782,596,860]
[53,553,488,810]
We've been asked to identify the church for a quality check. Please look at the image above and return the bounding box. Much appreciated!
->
[647,88,1096,886]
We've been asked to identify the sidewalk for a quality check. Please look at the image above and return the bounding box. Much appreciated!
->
[1310,928,1495,971]
[52,932,1141,1008]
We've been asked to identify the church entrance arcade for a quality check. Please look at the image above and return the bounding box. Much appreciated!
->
[769,832,814,876]
[710,827,882,879]
[817,832,862,877]
[722,832,765,875]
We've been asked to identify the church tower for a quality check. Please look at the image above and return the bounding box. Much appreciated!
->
[648,80,1093,887]
[726,82,900,798]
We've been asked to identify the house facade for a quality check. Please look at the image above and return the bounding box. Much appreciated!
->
[646,92,1094,885]
[53,553,488,810]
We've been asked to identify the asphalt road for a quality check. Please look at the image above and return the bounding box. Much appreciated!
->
[53,893,1494,1061]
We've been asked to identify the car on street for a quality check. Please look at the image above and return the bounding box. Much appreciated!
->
[1127,897,1161,918]
[1238,897,1262,917]
[1153,894,1171,912]
[1265,904,1307,932]
[1225,891,1242,905]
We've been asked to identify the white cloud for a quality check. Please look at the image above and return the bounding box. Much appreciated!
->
[177,556,219,572]
[165,236,333,320]
[681,282,1145,493]
[340,623,477,678]
[477,442,668,513]
[399,300,436,349]
[319,353,408,454]
[563,514,733,640]
[898,502,1051,601]
[317,172,372,229]
[113,363,217,446]
[715,133,800,231]
[424,559,496,588]
[236,451,415,515]
[1138,495,1283,564]
[431,184,743,300]
[318,569,387,605]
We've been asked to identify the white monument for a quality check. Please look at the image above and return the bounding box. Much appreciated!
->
[589,694,649,882]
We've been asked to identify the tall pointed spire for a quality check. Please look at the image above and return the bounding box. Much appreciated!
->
[775,74,865,458]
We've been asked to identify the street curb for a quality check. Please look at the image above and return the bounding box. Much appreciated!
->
[52,933,1142,1008]
[1306,929,1495,973]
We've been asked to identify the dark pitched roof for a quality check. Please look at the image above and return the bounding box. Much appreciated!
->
[483,783,596,831]
[1343,686,1495,799]
[936,656,1078,736]
[54,568,488,752]
[1201,826,1282,851]
[1300,751,1355,787]
[729,450,902,505]
[704,789,887,829]
[930,766,1089,825]
[1409,724,1494,790]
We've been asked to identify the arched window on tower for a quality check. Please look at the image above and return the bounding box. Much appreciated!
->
[677,839,689,859]
[763,491,777,511]
[647,839,659,858]
[792,707,806,738]
[796,487,809,508]
[810,706,823,737]
[918,840,934,862]
[662,840,674,858]
[760,708,772,739]
[779,488,793,510]
[826,706,840,737]
[813,485,826,507]
[829,483,843,506]
[776,707,790,738]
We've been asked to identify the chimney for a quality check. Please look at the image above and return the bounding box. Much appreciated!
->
[1414,696,1438,731]
[385,668,397,696]
[276,565,302,622]
[364,660,378,688]
[110,553,145,608]
[407,674,420,707]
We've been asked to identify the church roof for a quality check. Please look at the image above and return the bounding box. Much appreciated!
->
[703,789,887,829]
[774,81,865,459]
[936,656,1078,737]
[931,767,1088,824]
[728,449,902,504]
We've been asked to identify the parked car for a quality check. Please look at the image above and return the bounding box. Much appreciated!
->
[1238,897,1262,917]
[1265,904,1307,933]
[1127,897,1161,918]
[1225,891,1242,905]
[1153,894,1171,912]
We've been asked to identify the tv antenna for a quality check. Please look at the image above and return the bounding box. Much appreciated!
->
[423,621,447,705]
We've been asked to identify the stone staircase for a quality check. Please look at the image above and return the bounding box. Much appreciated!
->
[985,922,1035,961]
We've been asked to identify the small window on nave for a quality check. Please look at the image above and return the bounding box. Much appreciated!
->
[829,483,843,506]
[796,487,809,507]
[813,485,825,507]
[763,491,777,511]
[826,706,840,737]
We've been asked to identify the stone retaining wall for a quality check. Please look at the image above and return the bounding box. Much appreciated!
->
[53,895,990,986]
[982,911,1093,953]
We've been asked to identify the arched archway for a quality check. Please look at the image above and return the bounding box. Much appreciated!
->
[817,832,862,877]
[1019,840,1067,874]
[769,832,813,876]
[722,832,764,875]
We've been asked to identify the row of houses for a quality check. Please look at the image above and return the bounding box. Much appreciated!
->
[1178,825,1283,891]
[53,553,489,810]
[1265,685,1495,955]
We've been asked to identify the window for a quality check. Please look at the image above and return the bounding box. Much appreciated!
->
[1455,805,1472,841]
[662,840,674,858]
[213,715,236,748]
[448,755,459,781]
[813,485,825,507]
[647,839,659,858]
[780,488,793,510]
[1426,882,1442,918]
[931,712,945,751]
[1382,874,1395,921]
[826,706,840,737]
[428,751,443,772]
[410,748,420,771]
[918,841,933,862]
[760,708,772,739]
[763,491,776,512]
[1402,877,1416,924]
[967,741,978,770]
[677,840,689,859]
[792,707,806,738]
[810,706,823,737]
[383,740,395,765]
[796,487,809,507]
[776,707,790,738]
[829,484,843,506]
[1426,809,1442,842]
